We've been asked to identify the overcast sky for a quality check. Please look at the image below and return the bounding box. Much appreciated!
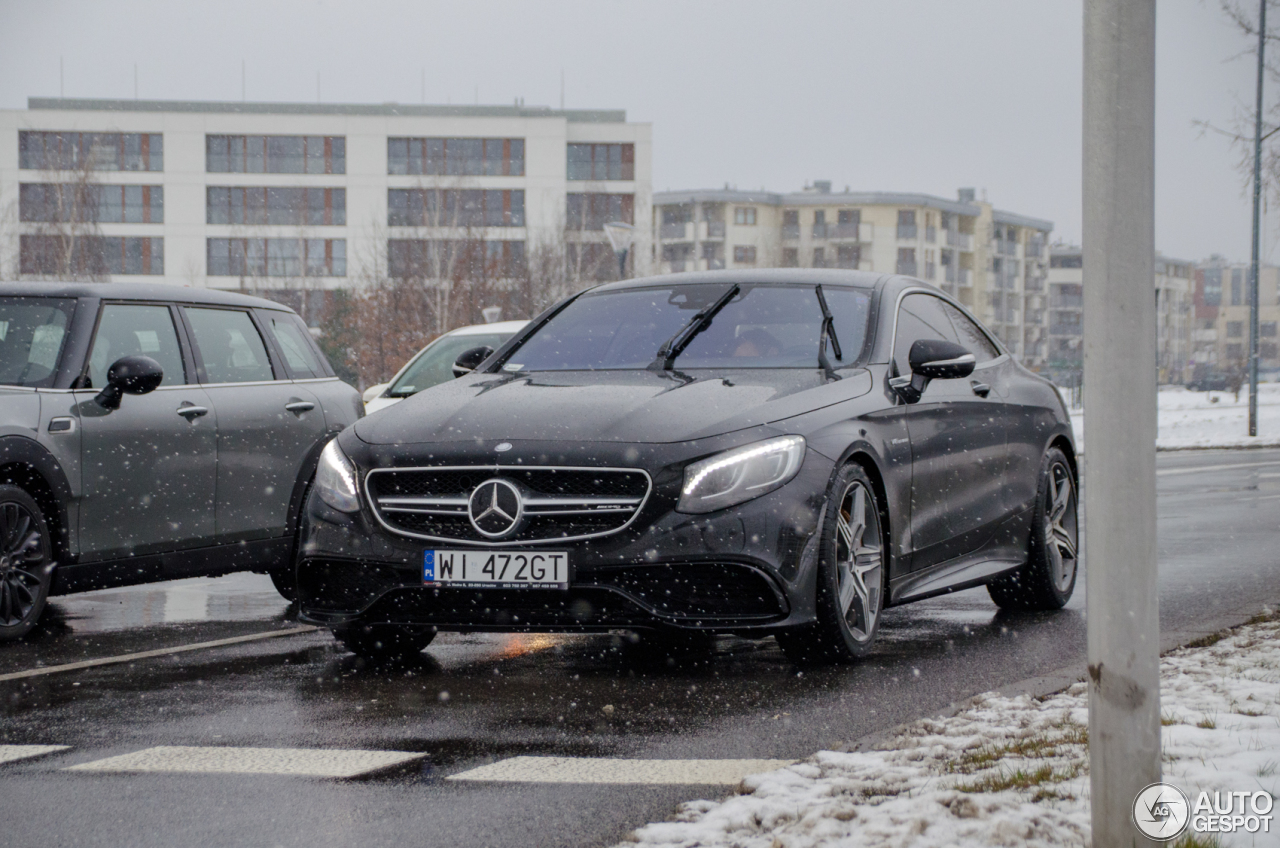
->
[0,0,1266,262]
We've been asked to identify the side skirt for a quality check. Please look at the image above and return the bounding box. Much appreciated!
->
[50,537,292,596]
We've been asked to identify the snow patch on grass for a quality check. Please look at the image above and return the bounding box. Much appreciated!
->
[1070,383,1280,450]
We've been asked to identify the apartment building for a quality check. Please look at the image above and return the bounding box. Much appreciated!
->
[1046,245,1194,385]
[652,184,1053,369]
[0,97,651,303]
[1191,255,1280,374]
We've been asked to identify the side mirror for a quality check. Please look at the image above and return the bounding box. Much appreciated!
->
[95,355,164,410]
[452,346,494,378]
[890,340,975,404]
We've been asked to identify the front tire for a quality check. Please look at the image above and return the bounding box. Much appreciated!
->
[333,624,436,662]
[776,464,886,665]
[0,485,54,642]
[987,447,1078,610]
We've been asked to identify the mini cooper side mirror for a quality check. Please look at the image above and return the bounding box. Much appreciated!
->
[452,346,495,378]
[95,355,164,410]
[890,340,976,404]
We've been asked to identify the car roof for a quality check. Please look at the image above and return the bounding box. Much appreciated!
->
[589,268,888,294]
[446,320,529,336]
[0,281,294,311]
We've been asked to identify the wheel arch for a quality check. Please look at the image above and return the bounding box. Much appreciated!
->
[0,436,74,564]
[1048,432,1078,482]
[833,448,894,565]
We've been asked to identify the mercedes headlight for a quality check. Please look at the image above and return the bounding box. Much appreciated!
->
[315,439,361,513]
[677,435,806,514]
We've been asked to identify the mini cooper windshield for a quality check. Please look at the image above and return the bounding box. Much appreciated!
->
[502,283,871,372]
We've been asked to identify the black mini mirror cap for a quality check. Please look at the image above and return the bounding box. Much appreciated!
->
[908,339,976,380]
[452,346,495,378]
[95,355,163,409]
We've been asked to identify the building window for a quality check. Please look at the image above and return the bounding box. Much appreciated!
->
[1262,321,1278,338]
[782,247,799,267]
[1231,268,1244,306]
[566,143,634,180]
[836,245,859,269]
[1264,342,1279,359]
[662,243,693,262]
[566,193,633,230]
[20,183,163,223]
[388,189,525,228]
[387,137,524,176]
[813,247,827,268]
[734,207,757,226]
[661,205,692,225]
[207,135,344,174]
[20,235,163,275]
[20,131,162,172]
[207,238,345,277]
[837,209,859,226]
[896,248,917,276]
[733,245,757,264]
[1227,321,1244,338]
[207,187,345,226]
[1226,343,1244,362]
[896,210,917,239]
[388,239,526,279]
[1050,253,1083,269]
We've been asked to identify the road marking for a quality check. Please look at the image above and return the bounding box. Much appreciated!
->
[0,745,70,765]
[448,756,795,785]
[67,746,425,778]
[0,626,318,683]
[1157,459,1280,477]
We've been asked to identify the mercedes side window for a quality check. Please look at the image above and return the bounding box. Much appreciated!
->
[184,307,275,383]
[893,293,958,376]
[264,313,324,379]
[86,304,187,389]
[940,302,1001,363]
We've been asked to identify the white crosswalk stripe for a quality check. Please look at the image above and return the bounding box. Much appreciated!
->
[448,756,795,785]
[0,745,70,765]
[66,746,425,778]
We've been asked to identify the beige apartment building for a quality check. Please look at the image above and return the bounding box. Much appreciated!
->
[1192,256,1280,376]
[652,184,1053,369]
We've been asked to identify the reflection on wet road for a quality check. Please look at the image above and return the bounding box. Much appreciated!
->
[0,450,1278,848]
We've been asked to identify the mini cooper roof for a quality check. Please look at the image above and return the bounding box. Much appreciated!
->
[0,281,294,311]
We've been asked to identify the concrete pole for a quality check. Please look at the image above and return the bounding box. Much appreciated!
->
[1083,1,1162,845]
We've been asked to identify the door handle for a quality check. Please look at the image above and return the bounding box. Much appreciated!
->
[176,405,209,419]
[285,401,316,414]
[970,381,991,398]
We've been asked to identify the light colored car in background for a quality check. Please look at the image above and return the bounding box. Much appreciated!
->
[362,320,528,413]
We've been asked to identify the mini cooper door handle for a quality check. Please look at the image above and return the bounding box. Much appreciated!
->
[285,401,315,414]
[176,405,209,419]
[970,381,991,397]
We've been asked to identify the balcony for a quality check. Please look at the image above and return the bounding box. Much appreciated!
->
[782,223,800,241]
[946,230,972,249]
[925,225,937,243]
[897,223,918,239]
[1052,294,1084,308]
[831,222,859,240]
[1026,241,1044,258]
[1050,324,1082,336]
[668,260,687,273]
[705,221,725,239]
[660,222,689,240]
[955,268,971,286]
[1024,274,1046,292]
[812,223,829,239]
[896,261,918,276]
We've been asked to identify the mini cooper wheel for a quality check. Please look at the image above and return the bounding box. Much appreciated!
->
[777,464,886,665]
[0,485,55,642]
[332,624,436,662]
[988,447,1078,611]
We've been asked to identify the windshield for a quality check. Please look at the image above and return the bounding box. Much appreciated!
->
[502,284,870,372]
[0,296,76,388]
[388,331,513,397]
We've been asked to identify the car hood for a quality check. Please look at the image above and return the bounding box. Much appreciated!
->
[353,368,873,445]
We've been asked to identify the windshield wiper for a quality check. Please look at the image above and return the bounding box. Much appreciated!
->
[648,283,740,371]
[815,285,843,380]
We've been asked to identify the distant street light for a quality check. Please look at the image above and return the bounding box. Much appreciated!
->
[603,221,636,279]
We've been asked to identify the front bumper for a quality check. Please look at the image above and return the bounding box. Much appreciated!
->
[296,434,835,634]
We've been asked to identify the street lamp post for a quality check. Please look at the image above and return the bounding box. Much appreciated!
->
[603,221,637,280]
[1249,0,1266,437]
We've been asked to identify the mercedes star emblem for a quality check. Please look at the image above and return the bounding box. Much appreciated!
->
[495,442,513,452]
[468,478,524,538]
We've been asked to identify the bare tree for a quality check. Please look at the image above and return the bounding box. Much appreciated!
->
[17,146,107,281]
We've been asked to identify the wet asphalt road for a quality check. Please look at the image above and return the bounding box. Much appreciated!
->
[2,449,1279,848]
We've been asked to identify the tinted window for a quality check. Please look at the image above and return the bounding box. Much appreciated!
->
[185,308,274,383]
[940,302,1001,362]
[505,284,870,372]
[87,304,186,389]
[389,332,512,397]
[0,297,75,388]
[265,313,324,379]
[893,294,958,375]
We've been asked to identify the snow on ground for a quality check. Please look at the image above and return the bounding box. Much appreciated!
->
[1069,383,1280,450]
[618,612,1280,848]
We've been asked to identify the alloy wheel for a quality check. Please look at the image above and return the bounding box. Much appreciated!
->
[1044,461,1078,593]
[0,501,46,628]
[834,481,884,642]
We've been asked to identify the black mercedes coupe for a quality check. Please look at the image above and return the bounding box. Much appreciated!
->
[296,270,1078,664]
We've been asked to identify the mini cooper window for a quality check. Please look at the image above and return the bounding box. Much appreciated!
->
[0,296,75,387]
[185,307,275,383]
[506,284,871,371]
[87,304,187,388]
[265,313,325,379]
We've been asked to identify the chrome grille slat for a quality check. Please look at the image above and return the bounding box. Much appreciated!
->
[365,465,653,546]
